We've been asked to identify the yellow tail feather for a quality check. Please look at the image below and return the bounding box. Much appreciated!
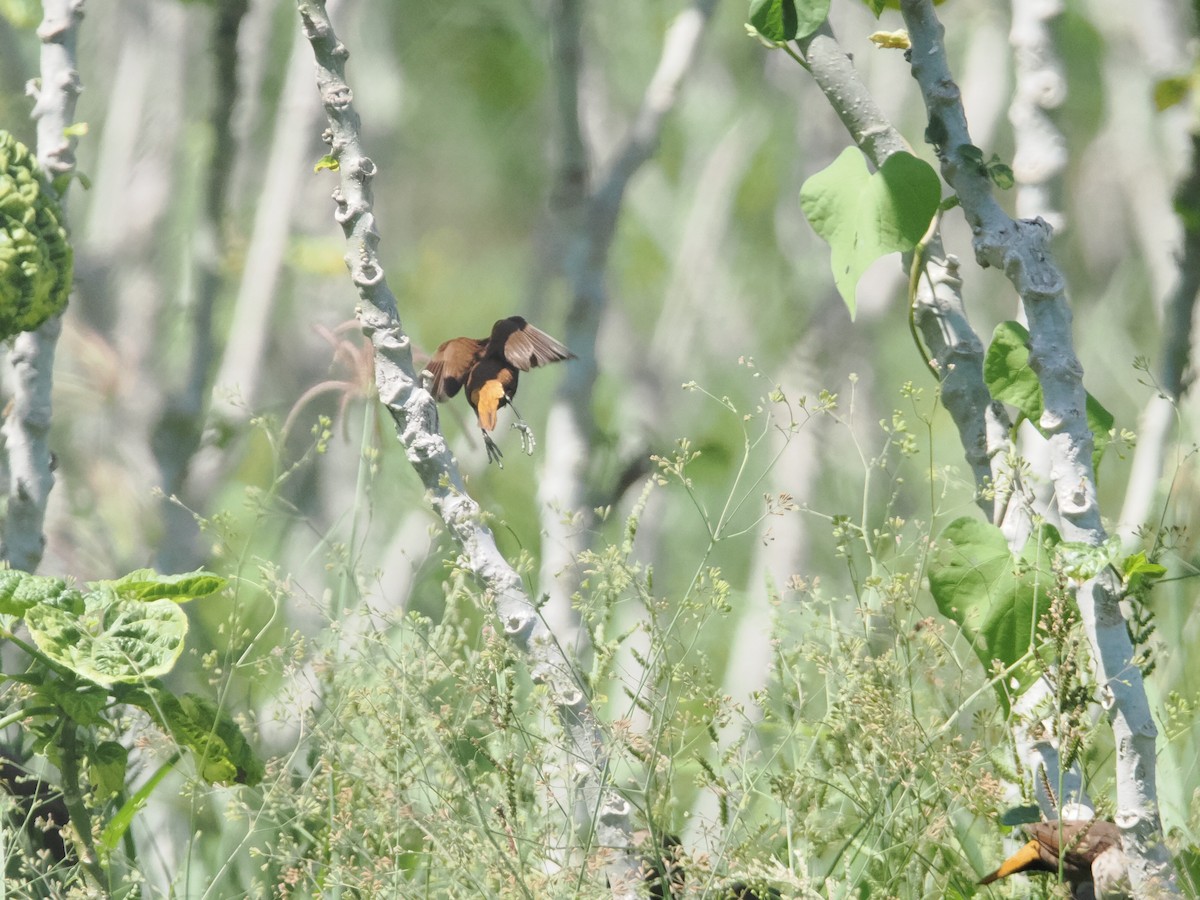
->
[477,380,506,431]
[979,839,1042,885]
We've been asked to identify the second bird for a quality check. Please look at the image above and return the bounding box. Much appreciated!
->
[427,316,575,466]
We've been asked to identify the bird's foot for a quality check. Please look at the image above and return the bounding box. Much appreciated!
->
[512,421,536,456]
[483,433,504,468]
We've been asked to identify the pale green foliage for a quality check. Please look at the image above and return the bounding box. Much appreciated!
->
[217,379,1019,897]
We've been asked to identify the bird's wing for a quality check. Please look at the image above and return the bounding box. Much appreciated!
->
[503,323,576,371]
[427,337,484,400]
[1031,821,1121,874]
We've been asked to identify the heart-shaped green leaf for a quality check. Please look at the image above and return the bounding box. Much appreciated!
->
[800,148,941,318]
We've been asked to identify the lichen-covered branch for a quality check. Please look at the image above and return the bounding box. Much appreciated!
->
[1,0,84,573]
[538,0,718,638]
[294,1,638,892]
[901,0,1176,890]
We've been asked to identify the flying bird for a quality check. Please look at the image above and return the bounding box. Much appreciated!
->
[979,819,1123,894]
[426,316,575,466]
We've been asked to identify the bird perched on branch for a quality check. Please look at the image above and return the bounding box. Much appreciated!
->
[980,819,1125,897]
[426,316,575,466]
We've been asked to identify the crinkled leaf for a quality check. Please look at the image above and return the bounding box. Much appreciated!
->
[747,0,829,41]
[108,569,225,603]
[1057,537,1121,580]
[0,131,73,339]
[984,321,1113,472]
[0,571,72,617]
[868,29,910,49]
[800,148,940,318]
[90,740,128,798]
[139,689,263,787]
[928,517,1062,712]
[25,588,188,687]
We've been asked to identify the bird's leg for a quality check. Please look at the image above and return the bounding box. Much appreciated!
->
[508,403,536,456]
[481,430,504,468]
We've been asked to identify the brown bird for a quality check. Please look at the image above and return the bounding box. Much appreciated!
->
[426,316,575,466]
[980,819,1123,893]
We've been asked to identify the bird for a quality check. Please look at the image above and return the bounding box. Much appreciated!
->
[426,316,575,466]
[979,819,1123,896]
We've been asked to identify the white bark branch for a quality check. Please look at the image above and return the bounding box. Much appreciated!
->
[1,0,84,573]
[294,2,638,893]
[901,0,1177,891]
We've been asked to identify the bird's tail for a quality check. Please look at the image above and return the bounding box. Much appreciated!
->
[979,839,1042,885]
[477,380,505,432]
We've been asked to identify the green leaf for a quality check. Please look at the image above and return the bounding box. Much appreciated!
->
[984,321,1114,472]
[928,517,1062,711]
[747,0,829,41]
[1154,75,1191,111]
[1057,536,1120,580]
[314,154,339,173]
[99,755,179,855]
[987,160,1014,190]
[108,569,226,603]
[800,149,941,318]
[90,740,128,798]
[136,689,264,787]
[47,681,108,726]
[984,321,1042,418]
[25,587,188,687]
[0,0,43,29]
[0,571,72,617]
[1123,551,1167,595]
